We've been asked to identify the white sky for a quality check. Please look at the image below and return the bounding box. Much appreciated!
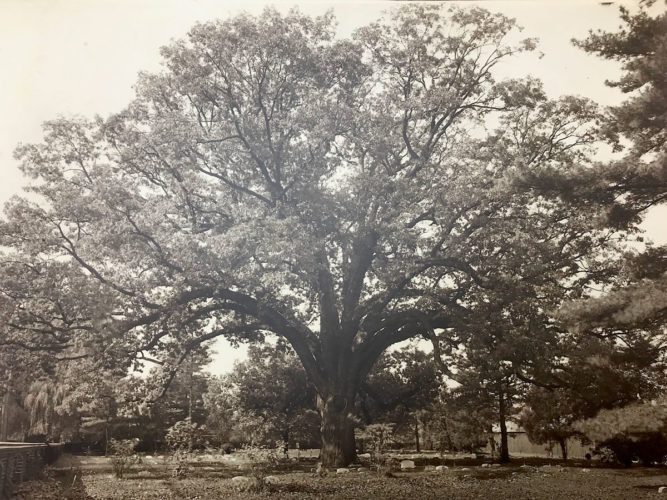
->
[1,0,665,374]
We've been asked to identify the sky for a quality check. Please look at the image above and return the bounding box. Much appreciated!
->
[1,0,665,375]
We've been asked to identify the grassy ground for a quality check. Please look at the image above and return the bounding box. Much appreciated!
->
[12,453,667,499]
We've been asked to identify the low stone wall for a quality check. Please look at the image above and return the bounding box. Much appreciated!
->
[0,442,63,499]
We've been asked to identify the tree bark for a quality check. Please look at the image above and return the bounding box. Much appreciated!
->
[318,394,357,467]
[282,429,290,457]
[414,418,420,453]
[498,384,510,463]
[1,371,12,441]
[0,388,9,441]
[559,438,568,460]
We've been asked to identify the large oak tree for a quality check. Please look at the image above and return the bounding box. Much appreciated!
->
[0,6,606,465]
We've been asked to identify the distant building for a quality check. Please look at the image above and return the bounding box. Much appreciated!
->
[485,424,593,459]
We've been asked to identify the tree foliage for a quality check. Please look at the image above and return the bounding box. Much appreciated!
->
[206,344,319,447]
[559,2,667,331]
[519,387,585,460]
[428,388,493,454]
[0,5,628,465]
[574,396,667,466]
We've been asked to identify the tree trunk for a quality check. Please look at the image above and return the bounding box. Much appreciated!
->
[282,429,290,457]
[498,384,510,463]
[442,417,452,455]
[1,371,12,441]
[318,394,357,467]
[0,393,9,442]
[414,418,420,453]
[559,438,568,460]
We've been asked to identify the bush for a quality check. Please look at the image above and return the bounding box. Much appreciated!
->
[593,434,667,466]
[166,418,207,452]
[221,442,233,454]
[170,450,191,479]
[575,398,667,466]
[239,442,286,492]
[107,439,140,478]
[356,424,395,474]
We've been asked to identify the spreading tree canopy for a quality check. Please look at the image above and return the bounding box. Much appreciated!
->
[0,6,616,465]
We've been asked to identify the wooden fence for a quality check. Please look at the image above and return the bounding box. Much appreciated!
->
[0,442,63,499]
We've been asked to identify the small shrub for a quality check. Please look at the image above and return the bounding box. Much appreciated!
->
[576,398,667,466]
[357,424,396,474]
[593,435,667,466]
[171,450,191,479]
[166,418,207,452]
[221,442,233,454]
[239,442,285,492]
[313,462,327,477]
[107,439,140,479]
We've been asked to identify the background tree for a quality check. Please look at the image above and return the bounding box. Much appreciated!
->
[359,346,440,452]
[0,347,40,441]
[425,87,622,461]
[216,343,319,449]
[428,387,494,455]
[519,387,585,460]
[518,332,666,460]
[21,360,139,450]
[145,351,211,428]
[202,376,236,449]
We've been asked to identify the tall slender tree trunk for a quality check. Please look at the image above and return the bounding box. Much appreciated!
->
[559,438,568,460]
[282,428,290,457]
[1,371,12,442]
[187,359,194,422]
[105,420,109,455]
[414,418,420,453]
[498,383,510,463]
[442,416,452,455]
[0,390,9,442]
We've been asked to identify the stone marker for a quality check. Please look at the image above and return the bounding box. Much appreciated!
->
[436,465,449,471]
[491,463,501,467]
[400,460,416,470]
[581,468,590,473]
[658,486,666,493]
[232,476,252,484]
[336,468,350,474]
[481,463,491,468]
